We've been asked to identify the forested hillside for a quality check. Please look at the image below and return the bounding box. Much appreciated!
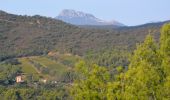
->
[0,10,169,61]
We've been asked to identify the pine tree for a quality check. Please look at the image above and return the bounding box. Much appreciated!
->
[123,34,162,99]
[160,23,170,77]
[160,23,170,99]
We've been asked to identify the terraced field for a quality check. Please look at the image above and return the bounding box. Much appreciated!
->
[18,58,38,74]
[17,54,81,81]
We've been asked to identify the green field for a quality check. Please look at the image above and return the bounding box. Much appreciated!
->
[17,54,81,80]
[18,58,38,74]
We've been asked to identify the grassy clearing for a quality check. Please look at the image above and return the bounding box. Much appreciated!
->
[18,58,38,74]
[17,54,81,80]
[30,56,68,77]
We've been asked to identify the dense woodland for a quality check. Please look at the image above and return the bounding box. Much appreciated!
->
[0,11,170,99]
[0,10,169,61]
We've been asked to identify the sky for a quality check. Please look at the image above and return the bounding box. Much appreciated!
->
[0,0,169,26]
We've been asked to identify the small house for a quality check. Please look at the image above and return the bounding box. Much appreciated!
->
[16,74,25,83]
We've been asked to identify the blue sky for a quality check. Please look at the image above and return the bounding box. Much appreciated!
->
[0,0,169,26]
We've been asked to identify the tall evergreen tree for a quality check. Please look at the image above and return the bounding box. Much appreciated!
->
[160,23,170,99]
[160,23,170,77]
[123,34,162,99]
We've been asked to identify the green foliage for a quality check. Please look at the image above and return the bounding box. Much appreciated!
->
[160,23,170,99]
[71,24,170,100]
[125,34,163,96]
[4,89,19,100]
[71,61,110,100]
[160,23,170,76]
[85,47,130,68]
[106,35,163,100]
[1,88,68,100]
[129,34,160,68]
[124,61,161,99]
[0,64,21,84]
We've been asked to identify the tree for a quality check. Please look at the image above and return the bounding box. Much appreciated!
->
[70,61,110,100]
[4,89,19,100]
[123,34,162,99]
[160,23,170,77]
[160,23,170,99]
[0,64,21,85]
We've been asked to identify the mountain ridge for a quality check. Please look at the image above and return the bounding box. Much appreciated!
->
[56,9,124,26]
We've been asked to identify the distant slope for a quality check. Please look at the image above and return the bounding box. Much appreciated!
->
[79,21,170,30]
[0,10,170,61]
[56,9,124,26]
[78,25,122,30]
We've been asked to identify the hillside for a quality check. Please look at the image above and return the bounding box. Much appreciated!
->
[0,10,169,61]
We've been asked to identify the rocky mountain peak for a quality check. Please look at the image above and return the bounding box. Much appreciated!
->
[56,9,124,26]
